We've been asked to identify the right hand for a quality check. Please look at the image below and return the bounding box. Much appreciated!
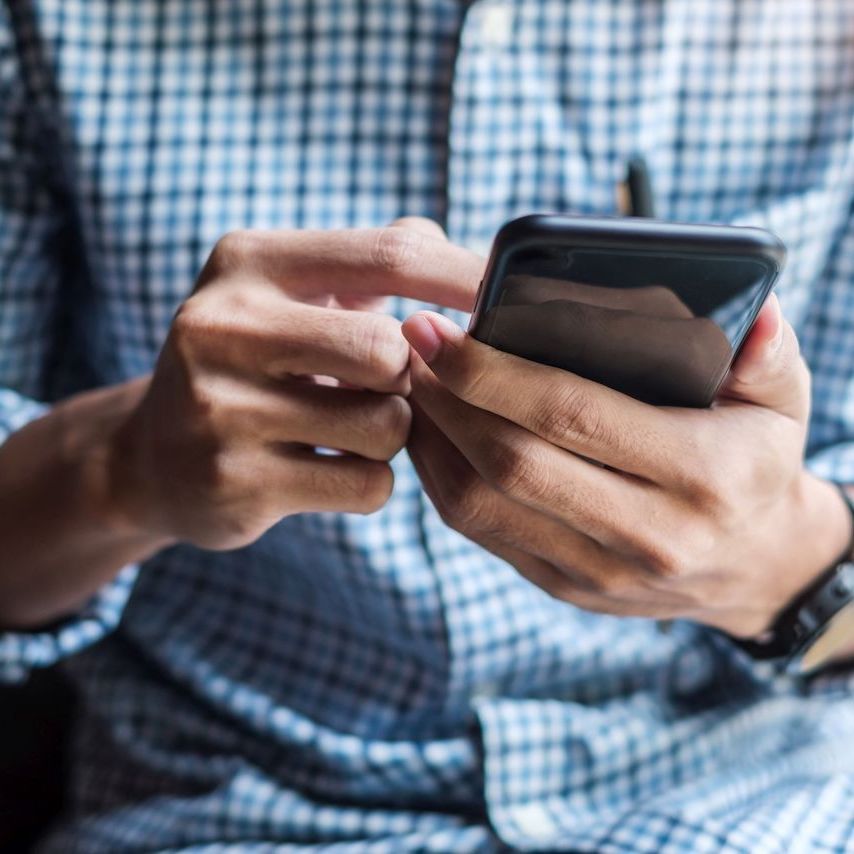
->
[108,221,483,551]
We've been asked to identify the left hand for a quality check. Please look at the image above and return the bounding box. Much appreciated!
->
[403,290,852,640]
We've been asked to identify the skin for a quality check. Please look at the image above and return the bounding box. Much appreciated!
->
[402,223,853,642]
[1,217,850,657]
[0,219,482,628]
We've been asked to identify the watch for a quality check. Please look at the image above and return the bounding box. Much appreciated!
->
[735,484,854,676]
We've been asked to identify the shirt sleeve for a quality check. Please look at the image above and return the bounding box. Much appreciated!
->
[0,6,138,683]
[802,197,854,484]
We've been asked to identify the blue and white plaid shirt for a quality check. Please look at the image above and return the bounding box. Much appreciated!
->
[2,1,854,851]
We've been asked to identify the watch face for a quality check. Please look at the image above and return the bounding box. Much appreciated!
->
[800,600,854,674]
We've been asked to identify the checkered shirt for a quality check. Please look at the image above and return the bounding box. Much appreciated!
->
[2,1,854,851]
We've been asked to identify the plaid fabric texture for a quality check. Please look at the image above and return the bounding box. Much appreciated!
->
[2,1,854,851]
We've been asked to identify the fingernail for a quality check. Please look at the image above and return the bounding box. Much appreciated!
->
[403,312,462,364]
[403,314,443,363]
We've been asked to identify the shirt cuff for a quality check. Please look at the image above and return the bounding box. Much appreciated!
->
[0,387,49,444]
[0,564,138,682]
[807,442,854,485]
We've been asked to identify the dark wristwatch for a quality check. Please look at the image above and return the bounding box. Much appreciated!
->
[735,484,854,676]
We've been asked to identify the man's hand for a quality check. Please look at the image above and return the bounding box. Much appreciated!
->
[0,219,483,627]
[109,222,482,551]
[403,294,852,639]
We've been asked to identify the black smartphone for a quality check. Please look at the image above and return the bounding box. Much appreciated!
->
[468,214,787,408]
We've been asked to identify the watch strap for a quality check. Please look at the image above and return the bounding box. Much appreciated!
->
[743,563,854,663]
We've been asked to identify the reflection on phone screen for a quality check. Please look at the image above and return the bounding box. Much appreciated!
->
[477,249,773,407]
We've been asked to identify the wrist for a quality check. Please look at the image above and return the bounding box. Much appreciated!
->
[0,377,173,629]
[56,376,174,552]
[790,472,853,584]
[738,472,852,644]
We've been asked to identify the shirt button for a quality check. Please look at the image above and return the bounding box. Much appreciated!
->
[480,3,513,49]
[471,680,501,703]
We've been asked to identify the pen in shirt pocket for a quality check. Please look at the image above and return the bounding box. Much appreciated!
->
[618,156,657,219]
[621,156,674,638]
[607,171,746,644]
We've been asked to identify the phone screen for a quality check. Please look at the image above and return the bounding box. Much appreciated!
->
[473,246,776,407]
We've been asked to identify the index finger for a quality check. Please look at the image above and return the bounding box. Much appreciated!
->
[209,227,485,312]
[402,310,685,481]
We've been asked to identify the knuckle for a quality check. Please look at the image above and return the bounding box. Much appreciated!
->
[378,395,412,455]
[532,385,605,446]
[671,434,727,504]
[455,494,500,537]
[210,282,260,319]
[184,381,231,449]
[434,469,487,533]
[592,569,638,599]
[358,316,408,380]
[686,466,721,505]
[454,355,492,404]
[668,423,716,493]
[198,440,236,499]
[622,501,712,580]
[218,514,263,548]
[169,297,223,363]
[209,229,260,272]
[690,468,736,520]
[636,536,684,579]
[170,298,203,343]
[483,437,545,501]
[371,226,423,275]
[353,463,394,513]
[187,379,217,423]
[542,580,617,614]
[540,577,576,605]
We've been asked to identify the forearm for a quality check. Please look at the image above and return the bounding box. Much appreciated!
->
[0,377,172,629]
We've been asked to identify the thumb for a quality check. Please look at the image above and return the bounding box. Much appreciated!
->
[719,293,810,421]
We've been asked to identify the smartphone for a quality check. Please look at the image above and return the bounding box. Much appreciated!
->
[468,214,787,408]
